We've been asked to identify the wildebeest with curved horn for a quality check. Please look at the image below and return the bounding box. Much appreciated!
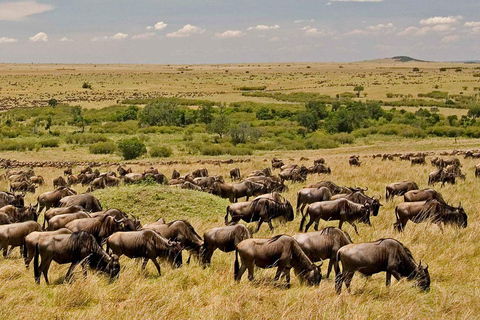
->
[428,168,456,187]
[59,193,102,212]
[36,187,77,214]
[0,191,24,208]
[0,204,37,222]
[331,191,382,217]
[23,228,73,268]
[65,215,134,244]
[394,199,467,231]
[0,221,42,257]
[305,181,365,196]
[225,193,294,232]
[229,168,241,181]
[33,231,120,284]
[210,181,266,203]
[142,219,203,263]
[302,199,370,234]
[385,181,419,201]
[335,238,430,294]
[53,176,68,189]
[404,189,445,204]
[293,227,352,278]
[234,235,321,287]
[106,230,183,276]
[201,224,251,266]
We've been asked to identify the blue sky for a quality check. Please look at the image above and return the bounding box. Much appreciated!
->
[0,0,479,63]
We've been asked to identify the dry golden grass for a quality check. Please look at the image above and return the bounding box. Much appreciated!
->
[0,140,479,319]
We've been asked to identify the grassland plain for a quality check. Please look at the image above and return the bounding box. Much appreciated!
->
[0,141,479,319]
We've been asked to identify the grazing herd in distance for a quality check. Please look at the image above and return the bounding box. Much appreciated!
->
[0,148,475,293]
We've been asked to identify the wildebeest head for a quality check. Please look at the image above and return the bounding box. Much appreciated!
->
[14,193,25,208]
[413,261,430,291]
[284,201,295,222]
[360,203,371,225]
[456,202,467,228]
[167,241,183,268]
[302,263,322,286]
[370,196,383,217]
[122,216,142,231]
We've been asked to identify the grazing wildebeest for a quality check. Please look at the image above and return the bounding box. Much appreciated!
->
[302,199,370,234]
[30,175,45,185]
[0,221,42,257]
[279,165,308,183]
[404,189,445,203]
[80,166,93,174]
[335,238,430,294]
[117,166,132,177]
[53,176,68,189]
[34,231,120,284]
[43,205,84,229]
[106,230,183,276]
[293,227,353,278]
[37,187,77,214]
[394,199,467,231]
[0,204,37,222]
[225,193,294,232]
[296,187,332,230]
[307,164,331,174]
[64,167,73,176]
[201,224,251,266]
[10,181,36,193]
[234,235,321,287]
[428,169,456,187]
[410,156,426,165]
[171,169,180,179]
[271,158,284,169]
[142,220,203,263]
[65,215,130,244]
[192,168,208,178]
[47,212,91,231]
[349,155,361,167]
[210,181,266,203]
[23,228,73,268]
[87,176,107,192]
[230,168,241,181]
[305,181,364,196]
[0,192,24,208]
[313,158,326,165]
[59,193,102,212]
[330,192,382,218]
[385,181,419,201]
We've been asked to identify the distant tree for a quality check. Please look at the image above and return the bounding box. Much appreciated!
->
[256,107,273,120]
[208,114,230,138]
[353,86,364,98]
[48,98,58,107]
[45,116,52,134]
[467,105,480,119]
[297,111,317,131]
[82,82,92,89]
[71,106,85,133]
[229,122,260,145]
[198,105,214,124]
[305,101,328,120]
[118,137,147,160]
[447,115,458,126]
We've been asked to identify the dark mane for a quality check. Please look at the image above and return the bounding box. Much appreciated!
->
[267,234,286,244]
[168,220,203,240]
[376,238,414,260]
[68,231,96,255]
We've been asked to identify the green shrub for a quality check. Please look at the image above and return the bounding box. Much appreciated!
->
[332,133,355,144]
[40,138,60,148]
[117,137,147,160]
[65,133,108,144]
[149,145,173,158]
[89,141,116,154]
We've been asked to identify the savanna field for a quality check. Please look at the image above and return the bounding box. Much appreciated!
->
[0,61,480,319]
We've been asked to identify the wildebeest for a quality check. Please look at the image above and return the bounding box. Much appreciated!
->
[192,168,208,178]
[0,204,37,222]
[331,191,382,218]
[0,191,24,208]
[404,189,445,203]
[0,212,12,225]
[171,169,180,179]
[349,155,361,167]
[142,219,203,263]
[385,181,419,201]
[335,238,430,294]
[0,221,42,257]
[230,168,241,181]
[225,193,294,232]
[23,228,73,268]
[428,168,455,186]
[271,158,284,169]
[30,175,45,185]
[10,181,36,193]
[234,235,321,287]
[117,166,132,177]
[53,176,68,189]
[34,231,120,284]
[106,230,183,276]
[296,187,332,229]
[201,224,251,266]
[411,156,426,165]
[43,205,84,229]
[210,181,266,203]
[59,193,102,212]
[394,199,467,231]
[36,187,77,213]
[279,165,308,183]
[305,181,364,196]
[293,227,353,278]
[302,199,370,234]
[64,167,73,176]
[65,215,131,244]
[47,211,91,231]
[307,164,331,174]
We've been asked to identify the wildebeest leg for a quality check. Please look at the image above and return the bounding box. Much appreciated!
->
[65,262,79,283]
[152,258,162,276]
[39,258,53,285]
[344,271,354,293]
[436,222,444,233]
[335,273,343,294]
[235,257,248,282]
[386,272,392,286]
[299,213,307,232]
[389,270,402,282]
[247,263,255,281]
[202,248,215,267]
[326,258,334,278]
[347,221,359,235]
[274,265,285,281]
[304,217,315,232]
[267,219,274,231]
[141,258,149,270]
[314,220,319,231]
[284,268,291,286]
[338,220,344,230]
[255,220,264,233]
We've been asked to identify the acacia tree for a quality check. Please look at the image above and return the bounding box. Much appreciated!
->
[354,86,364,98]
[71,106,85,133]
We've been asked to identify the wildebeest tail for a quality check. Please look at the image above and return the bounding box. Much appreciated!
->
[34,243,40,281]
[234,249,239,279]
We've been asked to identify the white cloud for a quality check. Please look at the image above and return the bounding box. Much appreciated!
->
[304,27,329,37]
[420,16,462,25]
[465,21,480,27]
[154,21,167,30]
[396,26,419,36]
[59,37,73,42]
[441,35,460,43]
[397,24,454,37]
[470,27,480,35]
[294,19,315,23]
[111,33,128,40]
[0,37,18,44]
[29,32,48,42]
[91,36,109,42]
[0,1,53,21]
[166,24,205,38]
[329,0,383,2]
[132,32,156,40]
[214,30,245,39]
[431,24,455,32]
[247,24,280,31]
[345,23,396,36]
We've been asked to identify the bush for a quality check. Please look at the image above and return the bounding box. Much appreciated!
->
[89,141,116,154]
[149,145,173,158]
[39,138,60,148]
[65,133,108,144]
[332,133,355,144]
[82,82,92,89]
[117,137,147,160]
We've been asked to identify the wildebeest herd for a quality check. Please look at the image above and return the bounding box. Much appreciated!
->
[0,150,475,294]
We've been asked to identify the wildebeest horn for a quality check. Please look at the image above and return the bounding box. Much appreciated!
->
[115,218,126,223]
[418,260,422,267]
[316,259,324,267]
